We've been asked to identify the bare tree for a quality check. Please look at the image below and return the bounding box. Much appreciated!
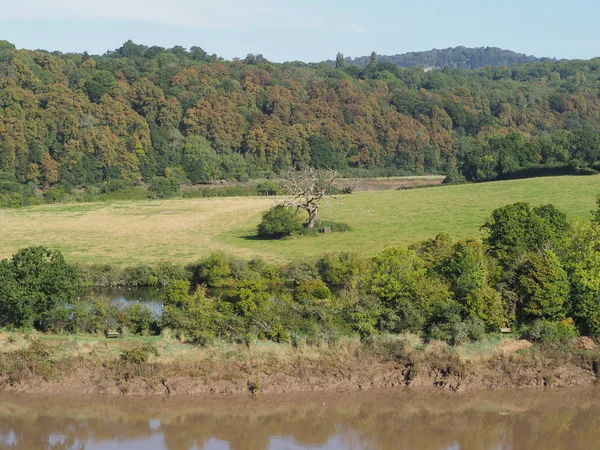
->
[279,167,338,228]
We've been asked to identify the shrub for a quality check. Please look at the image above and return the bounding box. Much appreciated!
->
[317,252,365,286]
[284,259,319,285]
[70,296,119,334]
[120,346,155,364]
[257,205,303,239]
[521,319,578,343]
[299,220,352,236]
[197,252,235,287]
[295,279,331,303]
[161,286,220,344]
[256,180,282,196]
[122,303,153,335]
[148,176,179,199]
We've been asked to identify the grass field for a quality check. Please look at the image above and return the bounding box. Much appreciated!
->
[0,175,598,264]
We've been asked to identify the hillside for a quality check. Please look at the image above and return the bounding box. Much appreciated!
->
[329,46,552,69]
[1,40,600,209]
[0,175,597,264]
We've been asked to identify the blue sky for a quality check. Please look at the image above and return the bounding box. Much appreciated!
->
[1,0,599,62]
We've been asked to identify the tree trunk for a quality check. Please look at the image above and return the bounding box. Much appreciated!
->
[306,208,318,228]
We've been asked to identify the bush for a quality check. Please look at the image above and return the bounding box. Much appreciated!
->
[148,176,179,199]
[120,345,156,364]
[317,252,365,286]
[257,205,303,239]
[295,279,331,303]
[256,181,281,196]
[298,221,352,236]
[521,319,578,343]
[122,303,153,335]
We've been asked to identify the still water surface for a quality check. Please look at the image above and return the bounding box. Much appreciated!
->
[1,388,599,450]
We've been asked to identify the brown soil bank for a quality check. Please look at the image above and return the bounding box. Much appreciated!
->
[0,332,598,396]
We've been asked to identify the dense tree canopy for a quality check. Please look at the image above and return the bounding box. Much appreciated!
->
[1,40,600,204]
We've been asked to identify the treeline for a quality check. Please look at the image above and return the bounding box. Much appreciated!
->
[330,46,550,70]
[1,39,600,206]
[2,200,600,345]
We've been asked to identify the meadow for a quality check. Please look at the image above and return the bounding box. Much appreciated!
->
[0,175,598,265]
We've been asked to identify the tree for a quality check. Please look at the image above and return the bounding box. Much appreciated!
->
[279,167,338,228]
[481,202,569,267]
[335,52,345,69]
[178,136,220,184]
[516,250,569,322]
[0,247,80,329]
[368,246,453,333]
[369,51,378,66]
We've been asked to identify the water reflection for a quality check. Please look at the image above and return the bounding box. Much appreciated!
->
[79,285,295,318]
[80,286,165,316]
[1,389,600,450]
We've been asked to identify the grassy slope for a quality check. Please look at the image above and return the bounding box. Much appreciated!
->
[0,175,598,264]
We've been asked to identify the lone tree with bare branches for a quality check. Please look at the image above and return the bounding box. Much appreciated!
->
[279,167,338,228]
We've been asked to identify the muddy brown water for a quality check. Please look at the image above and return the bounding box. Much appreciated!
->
[1,388,599,450]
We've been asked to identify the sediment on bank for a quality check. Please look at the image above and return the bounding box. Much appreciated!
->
[0,332,598,396]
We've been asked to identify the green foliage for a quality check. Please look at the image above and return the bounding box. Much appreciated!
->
[179,136,221,184]
[317,252,365,287]
[516,250,570,322]
[163,280,191,308]
[593,195,600,224]
[5,198,600,345]
[298,221,353,236]
[149,176,180,199]
[294,279,331,303]
[442,239,505,328]
[70,296,119,334]
[257,205,303,239]
[256,180,282,196]
[197,252,235,287]
[0,247,80,330]
[481,202,569,267]
[557,219,600,335]
[521,319,578,343]
[368,246,427,304]
[4,42,600,206]
[223,279,270,317]
[161,286,220,344]
[369,246,454,334]
[120,345,156,364]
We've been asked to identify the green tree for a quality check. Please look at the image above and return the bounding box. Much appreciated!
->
[83,71,117,103]
[0,247,80,329]
[481,202,569,267]
[368,246,453,333]
[178,136,221,184]
[559,219,600,335]
[516,250,569,322]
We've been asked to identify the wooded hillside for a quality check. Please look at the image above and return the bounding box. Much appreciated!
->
[1,40,599,192]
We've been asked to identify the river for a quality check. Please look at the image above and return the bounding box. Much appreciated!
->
[1,388,599,449]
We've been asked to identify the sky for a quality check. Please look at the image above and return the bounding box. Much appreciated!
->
[1,0,599,62]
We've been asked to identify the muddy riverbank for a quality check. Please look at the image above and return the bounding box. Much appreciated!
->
[1,332,598,397]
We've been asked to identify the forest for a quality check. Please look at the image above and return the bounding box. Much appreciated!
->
[1,40,600,207]
[329,46,551,69]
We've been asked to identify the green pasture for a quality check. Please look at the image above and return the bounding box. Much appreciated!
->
[0,175,597,264]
